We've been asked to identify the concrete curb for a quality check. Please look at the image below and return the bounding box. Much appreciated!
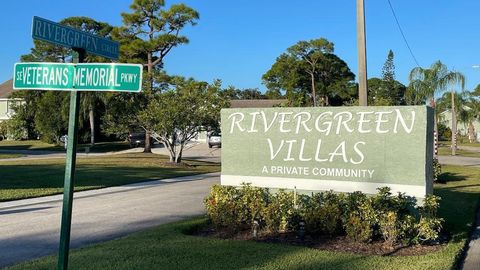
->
[460,206,480,270]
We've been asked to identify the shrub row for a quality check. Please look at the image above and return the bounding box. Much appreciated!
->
[204,184,443,245]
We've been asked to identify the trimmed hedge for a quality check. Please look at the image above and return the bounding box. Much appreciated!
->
[204,184,443,246]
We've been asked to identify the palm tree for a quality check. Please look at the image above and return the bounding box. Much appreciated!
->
[409,61,465,156]
[80,92,107,146]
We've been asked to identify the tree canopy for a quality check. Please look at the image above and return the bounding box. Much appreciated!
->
[262,38,355,107]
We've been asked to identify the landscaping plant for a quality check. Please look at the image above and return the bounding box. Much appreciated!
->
[204,185,444,246]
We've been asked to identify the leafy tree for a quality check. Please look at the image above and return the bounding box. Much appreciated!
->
[34,92,70,143]
[139,78,228,163]
[367,77,406,106]
[238,88,265,100]
[113,0,199,152]
[262,38,355,107]
[264,88,283,99]
[220,86,242,100]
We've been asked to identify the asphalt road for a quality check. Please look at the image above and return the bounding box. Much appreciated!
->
[0,172,220,268]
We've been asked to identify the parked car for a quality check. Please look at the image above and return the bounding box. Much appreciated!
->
[208,131,221,148]
[128,128,153,148]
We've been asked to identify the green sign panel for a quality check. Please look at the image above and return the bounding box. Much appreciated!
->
[32,16,119,59]
[13,62,143,92]
[221,106,434,198]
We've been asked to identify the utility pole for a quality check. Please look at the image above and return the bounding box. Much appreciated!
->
[357,0,368,106]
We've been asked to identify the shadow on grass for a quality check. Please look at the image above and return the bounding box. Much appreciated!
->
[437,172,467,183]
[0,156,219,202]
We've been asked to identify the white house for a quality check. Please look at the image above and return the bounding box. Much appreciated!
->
[438,108,480,142]
[0,79,15,122]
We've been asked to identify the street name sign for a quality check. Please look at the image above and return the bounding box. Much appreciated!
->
[13,62,143,92]
[221,106,434,198]
[32,16,119,60]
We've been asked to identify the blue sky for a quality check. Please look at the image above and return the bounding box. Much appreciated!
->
[1,0,479,92]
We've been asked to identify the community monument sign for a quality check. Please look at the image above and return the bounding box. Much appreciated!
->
[221,106,434,198]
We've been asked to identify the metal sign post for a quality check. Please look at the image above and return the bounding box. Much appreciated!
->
[14,16,139,269]
[57,49,83,270]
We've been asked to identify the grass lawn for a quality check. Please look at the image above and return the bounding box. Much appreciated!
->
[0,153,219,201]
[0,140,131,153]
[6,165,480,270]
[438,146,480,158]
[0,153,25,159]
[439,140,480,148]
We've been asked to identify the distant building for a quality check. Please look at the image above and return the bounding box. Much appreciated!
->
[438,108,480,142]
[0,79,16,122]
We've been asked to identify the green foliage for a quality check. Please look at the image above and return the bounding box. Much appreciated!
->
[34,92,69,144]
[437,122,451,140]
[2,118,28,140]
[238,184,270,228]
[203,185,242,232]
[302,191,342,235]
[138,78,228,162]
[104,0,200,152]
[262,38,356,107]
[262,189,296,234]
[408,60,465,104]
[416,195,443,243]
[367,77,406,106]
[205,186,443,245]
[220,86,266,100]
[345,198,376,242]
[118,0,199,69]
[379,211,398,245]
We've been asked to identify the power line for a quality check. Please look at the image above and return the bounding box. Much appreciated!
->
[387,0,421,67]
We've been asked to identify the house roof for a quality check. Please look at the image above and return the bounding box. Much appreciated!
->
[0,79,13,98]
[229,99,286,108]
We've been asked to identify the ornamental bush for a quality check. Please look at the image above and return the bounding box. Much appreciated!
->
[204,184,443,245]
[262,189,296,234]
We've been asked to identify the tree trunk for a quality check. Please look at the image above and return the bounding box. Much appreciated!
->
[310,72,316,107]
[143,130,152,153]
[451,91,456,156]
[175,142,185,163]
[468,122,476,143]
[89,106,95,146]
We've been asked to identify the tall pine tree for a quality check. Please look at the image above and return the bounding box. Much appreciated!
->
[382,50,396,99]
[113,0,199,153]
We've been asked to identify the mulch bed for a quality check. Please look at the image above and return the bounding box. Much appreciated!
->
[193,225,445,256]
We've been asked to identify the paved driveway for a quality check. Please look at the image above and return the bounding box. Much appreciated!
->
[0,173,220,268]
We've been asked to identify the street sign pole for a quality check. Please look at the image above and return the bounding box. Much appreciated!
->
[58,49,84,270]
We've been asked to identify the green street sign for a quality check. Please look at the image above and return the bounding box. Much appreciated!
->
[32,16,119,60]
[13,62,143,92]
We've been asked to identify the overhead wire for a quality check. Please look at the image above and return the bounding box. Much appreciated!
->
[386,0,421,67]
